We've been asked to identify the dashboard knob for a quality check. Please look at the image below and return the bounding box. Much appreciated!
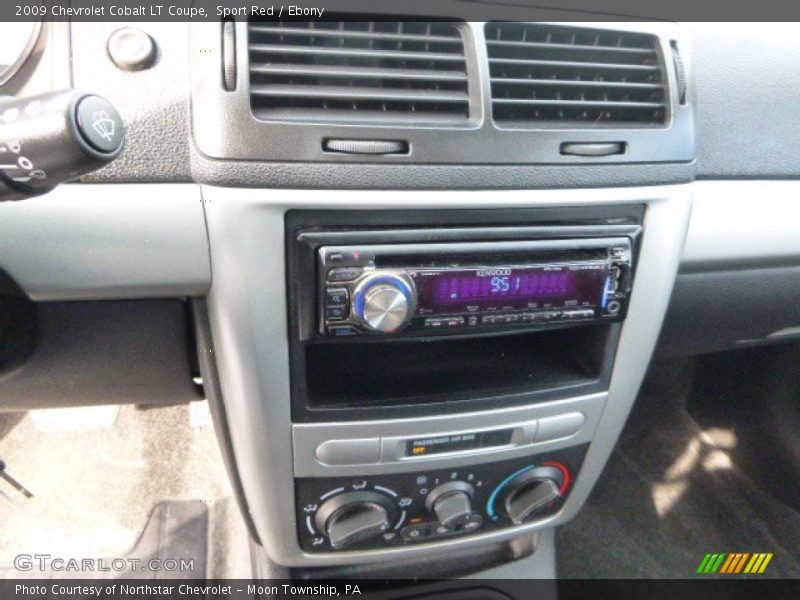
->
[314,491,393,549]
[352,272,415,333]
[501,466,565,525]
[425,481,474,527]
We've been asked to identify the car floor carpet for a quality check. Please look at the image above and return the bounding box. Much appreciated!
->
[0,500,208,580]
[0,402,251,578]
[556,360,800,579]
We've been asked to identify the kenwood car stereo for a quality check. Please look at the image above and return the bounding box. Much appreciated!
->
[317,239,632,337]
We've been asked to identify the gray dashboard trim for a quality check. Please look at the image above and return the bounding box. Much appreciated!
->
[681,181,800,272]
[201,183,692,566]
[0,183,210,301]
[2,177,795,301]
[468,528,556,580]
[691,23,800,179]
[293,393,606,478]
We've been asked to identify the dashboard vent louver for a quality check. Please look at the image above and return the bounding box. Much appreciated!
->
[248,21,469,123]
[485,23,667,126]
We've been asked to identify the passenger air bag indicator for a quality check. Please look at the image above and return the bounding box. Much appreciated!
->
[406,429,513,457]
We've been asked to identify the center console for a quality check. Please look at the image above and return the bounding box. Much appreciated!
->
[200,185,691,567]
[286,207,638,554]
[185,16,694,572]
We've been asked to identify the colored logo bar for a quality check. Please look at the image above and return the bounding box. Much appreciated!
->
[696,553,773,574]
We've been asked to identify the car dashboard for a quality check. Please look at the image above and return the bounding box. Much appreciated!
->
[1,14,800,590]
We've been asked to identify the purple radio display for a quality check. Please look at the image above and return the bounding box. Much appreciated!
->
[411,263,608,315]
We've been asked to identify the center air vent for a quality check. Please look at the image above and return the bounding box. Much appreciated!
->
[485,23,667,126]
[248,21,470,123]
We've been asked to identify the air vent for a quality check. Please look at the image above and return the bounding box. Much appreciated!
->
[248,21,469,123]
[485,23,667,126]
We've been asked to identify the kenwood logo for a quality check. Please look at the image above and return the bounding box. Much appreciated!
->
[477,269,512,277]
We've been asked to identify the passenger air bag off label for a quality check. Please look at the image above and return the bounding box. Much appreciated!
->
[407,429,514,457]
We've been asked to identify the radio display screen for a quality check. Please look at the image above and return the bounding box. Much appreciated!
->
[411,263,608,316]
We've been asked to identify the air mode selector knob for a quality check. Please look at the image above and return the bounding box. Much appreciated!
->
[501,465,565,525]
[352,272,416,333]
[314,491,394,549]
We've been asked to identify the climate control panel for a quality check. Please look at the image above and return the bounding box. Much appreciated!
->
[295,446,586,552]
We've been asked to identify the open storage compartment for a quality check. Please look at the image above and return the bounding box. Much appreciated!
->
[296,324,617,421]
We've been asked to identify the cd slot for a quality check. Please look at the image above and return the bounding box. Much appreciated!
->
[376,248,607,268]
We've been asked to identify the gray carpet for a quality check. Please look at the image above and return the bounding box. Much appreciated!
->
[557,361,800,579]
[0,500,208,579]
[0,402,252,578]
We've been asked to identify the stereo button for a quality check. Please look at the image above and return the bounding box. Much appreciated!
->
[535,412,585,443]
[316,438,381,466]
[327,325,359,337]
[326,288,349,307]
[328,268,362,282]
[326,305,348,321]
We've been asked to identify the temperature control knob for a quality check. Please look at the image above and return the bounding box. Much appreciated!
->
[314,491,394,549]
[352,272,416,333]
[425,481,474,528]
[500,465,565,525]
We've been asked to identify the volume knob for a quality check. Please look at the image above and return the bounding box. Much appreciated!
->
[353,273,415,334]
